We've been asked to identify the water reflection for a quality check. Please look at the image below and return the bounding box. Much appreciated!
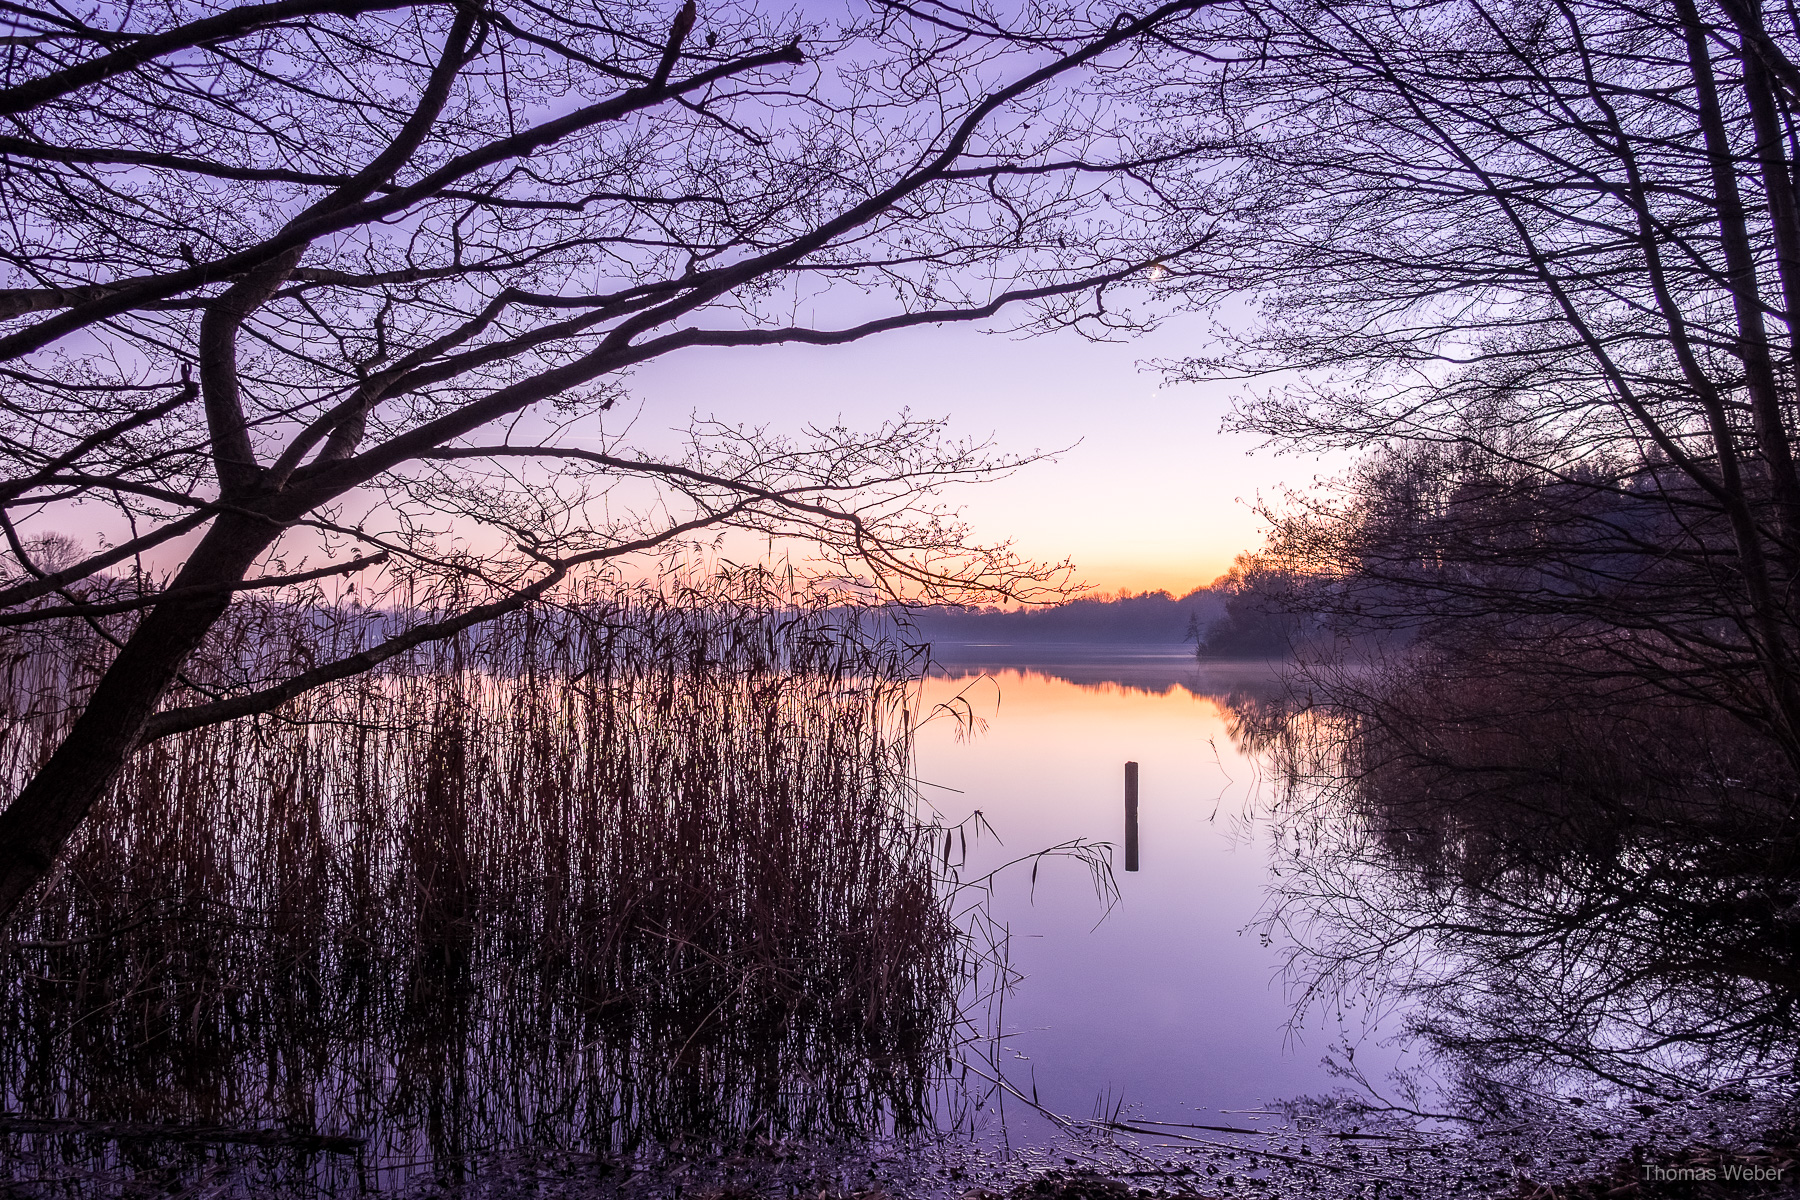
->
[913,648,1362,1138]
[1232,655,1800,1108]
[926,643,1282,699]
[913,645,1800,1192]
[922,640,1800,1136]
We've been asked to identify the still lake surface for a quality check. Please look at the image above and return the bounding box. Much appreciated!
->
[913,645,1400,1141]
[10,622,1796,1196]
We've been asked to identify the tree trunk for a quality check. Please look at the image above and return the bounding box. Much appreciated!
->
[0,514,276,925]
[1679,0,1800,542]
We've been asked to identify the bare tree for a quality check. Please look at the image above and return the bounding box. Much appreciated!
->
[1088,0,1800,1099]
[1135,0,1800,777]
[0,0,1218,922]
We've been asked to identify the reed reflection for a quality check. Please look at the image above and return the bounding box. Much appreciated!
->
[0,591,968,1191]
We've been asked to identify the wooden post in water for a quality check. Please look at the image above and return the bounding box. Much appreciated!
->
[1124,761,1139,872]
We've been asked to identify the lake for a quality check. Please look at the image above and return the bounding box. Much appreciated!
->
[903,645,1800,1191]
[5,618,1794,1197]
[913,646,1401,1140]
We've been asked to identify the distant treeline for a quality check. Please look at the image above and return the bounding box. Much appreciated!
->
[899,576,1306,657]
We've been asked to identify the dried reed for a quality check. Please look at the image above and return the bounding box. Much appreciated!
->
[0,578,969,1193]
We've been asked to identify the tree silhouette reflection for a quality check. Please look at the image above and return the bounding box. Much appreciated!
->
[1230,656,1800,1108]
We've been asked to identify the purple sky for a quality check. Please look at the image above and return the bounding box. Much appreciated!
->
[60,310,1320,601]
[631,311,1333,596]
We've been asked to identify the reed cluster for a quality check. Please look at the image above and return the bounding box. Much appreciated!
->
[0,580,967,1191]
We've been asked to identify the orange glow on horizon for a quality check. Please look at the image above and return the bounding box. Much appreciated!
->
[1061,560,1237,600]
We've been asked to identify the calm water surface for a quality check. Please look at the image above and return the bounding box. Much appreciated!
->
[913,646,1399,1141]
[10,630,1794,1195]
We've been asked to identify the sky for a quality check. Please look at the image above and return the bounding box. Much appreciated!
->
[57,306,1328,601]
[29,0,1343,605]
[629,312,1334,598]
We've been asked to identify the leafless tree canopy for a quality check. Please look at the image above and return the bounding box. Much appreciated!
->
[1123,0,1800,775]
[1129,0,1800,1099]
[0,0,1220,921]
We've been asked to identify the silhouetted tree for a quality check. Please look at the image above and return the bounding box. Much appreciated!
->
[1146,0,1800,778]
[1130,0,1800,1098]
[0,0,1218,922]
[1195,552,1310,658]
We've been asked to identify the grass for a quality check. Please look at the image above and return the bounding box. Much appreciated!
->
[0,577,975,1193]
